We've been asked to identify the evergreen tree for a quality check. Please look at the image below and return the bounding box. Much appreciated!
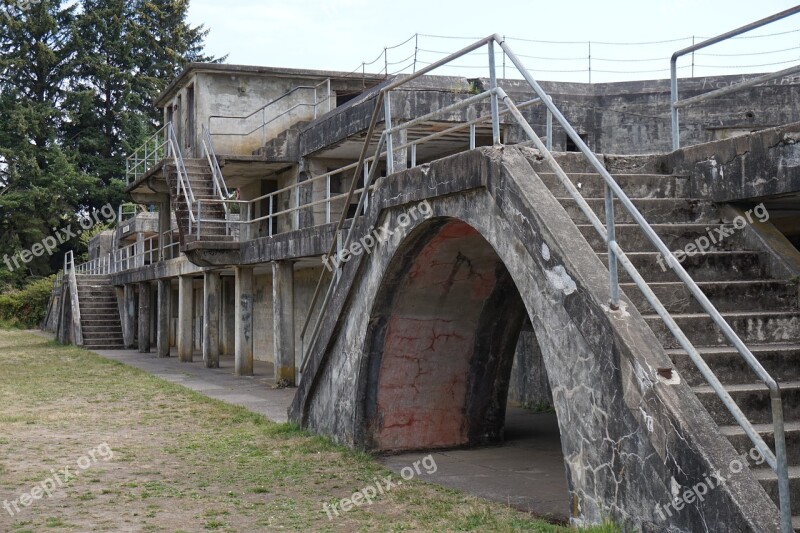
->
[0,0,220,286]
[0,0,98,287]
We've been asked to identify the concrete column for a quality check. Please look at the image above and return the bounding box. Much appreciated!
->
[122,284,136,349]
[392,127,408,172]
[203,271,221,368]
[157,279,171,357]
[135,232,145,267]
[177,275,194,362]
[158,200,171,261]
[137,282,151,353]
[234,266,254,376]
[272,261,295,386]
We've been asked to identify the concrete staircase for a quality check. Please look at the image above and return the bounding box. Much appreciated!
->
[166,158,232,245]
[76,274,124,350]
[251,121,309,161]
[536,153,800,528]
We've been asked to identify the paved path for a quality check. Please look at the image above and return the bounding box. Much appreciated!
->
[34,332,569,521]
[381,408,569,522]
[94,348,296,422]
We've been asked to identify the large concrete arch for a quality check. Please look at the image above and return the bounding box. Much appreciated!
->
[290,147,780,531]
[358,218,528,452]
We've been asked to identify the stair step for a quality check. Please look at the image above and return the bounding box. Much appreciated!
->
[720,421,800,464]
[692,380,800,425]
[623,280,798,314]
[751,465,800,515]
[579,223,746,254]
[645,311,800,348]
[83,344,126,350]
[539,172,689,198]
[597,251,764,283]
[558,198,722,225]
[667,344,800,386]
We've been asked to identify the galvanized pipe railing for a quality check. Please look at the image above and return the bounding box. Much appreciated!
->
[293,34,792,531]
[670,6,800,150]
[208,79,332,145]
[497,33,791,531]
[165,122,196,233]
[125,124,168,185]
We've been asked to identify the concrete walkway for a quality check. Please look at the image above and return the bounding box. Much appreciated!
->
[93,347,296,423]
[55,337,568,522]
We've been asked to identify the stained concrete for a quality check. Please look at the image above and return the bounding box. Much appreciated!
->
[380,408,569,522]
[32,328,571,523]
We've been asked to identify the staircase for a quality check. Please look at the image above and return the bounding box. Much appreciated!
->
[165,157,232,245]
[76,274,124,350]
[252,121,309,160]
[535,153,800,529]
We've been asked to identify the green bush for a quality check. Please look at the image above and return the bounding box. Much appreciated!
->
[0,276,55,328]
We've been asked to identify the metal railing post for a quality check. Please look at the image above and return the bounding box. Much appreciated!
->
[326,175,331,224]
[385,92,394,175]
[410,143,417,167]
[671,60,680,150]
[604,184,619,309]
[469,124,476,149]
[488,40,501,145]
[546,95,553,150]
[197,201,202,240]
[269,198,273,236]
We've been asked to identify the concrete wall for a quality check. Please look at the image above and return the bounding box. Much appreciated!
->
[503,73,800,154]
[291,147,780,531]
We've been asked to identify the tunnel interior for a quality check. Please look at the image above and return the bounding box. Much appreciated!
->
[361,218,552,452]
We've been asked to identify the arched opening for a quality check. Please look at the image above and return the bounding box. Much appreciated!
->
[359,218,568,518]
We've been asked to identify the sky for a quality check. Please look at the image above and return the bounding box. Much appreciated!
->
[186,0,800,84]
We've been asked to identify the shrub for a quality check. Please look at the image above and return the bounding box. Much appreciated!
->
[0,276,55,328]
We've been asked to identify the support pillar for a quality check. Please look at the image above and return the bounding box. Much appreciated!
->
[158,199,171,260]
[272,261,295,386]
[203,271,221,368]
[122,284,136,349]
[392,127,408,172]
[234,266,253,376]
[177,275,194,362]
[157,279,171,357]
[137,282,151,353]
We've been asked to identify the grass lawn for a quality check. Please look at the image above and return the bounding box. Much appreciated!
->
[0,329,617,532]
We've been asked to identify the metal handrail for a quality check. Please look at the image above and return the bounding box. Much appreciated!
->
[165,122,196,231]
[73,230,180,275]
[126,125,168,184]
[670,6,800,150]
[208,79,332,145]
[200,124,232,234]
[294,34,792,532]
[193,93,548,239]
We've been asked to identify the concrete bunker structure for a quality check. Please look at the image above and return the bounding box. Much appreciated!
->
[45,35,800,530]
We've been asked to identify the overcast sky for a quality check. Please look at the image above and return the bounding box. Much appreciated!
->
[186,0,800,83]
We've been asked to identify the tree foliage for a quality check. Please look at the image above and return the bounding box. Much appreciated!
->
[0,0,219,287]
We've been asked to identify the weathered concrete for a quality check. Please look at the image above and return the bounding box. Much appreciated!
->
[137,282,151,353]
[203,271,221,368]
[122,284,136,349]
[157,279,171,357]
[272,261,295,385]
[672,122,800,203]
[234,266,254,376]
[291,147,781,531]
[177,275,194,362]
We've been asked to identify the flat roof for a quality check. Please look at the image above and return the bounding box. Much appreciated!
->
[155,63,386,107]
